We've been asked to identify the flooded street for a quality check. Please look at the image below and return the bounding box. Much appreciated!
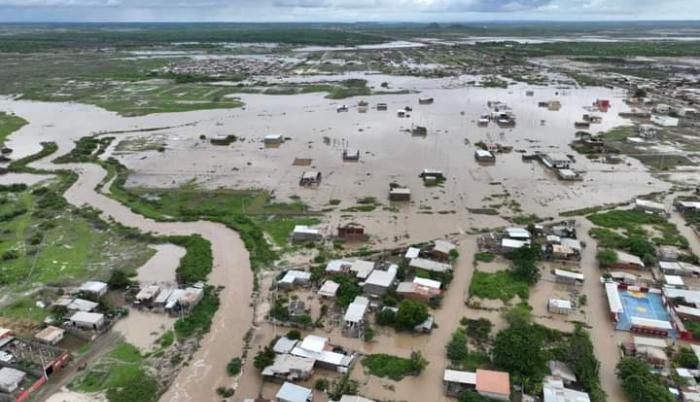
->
[0,77,664,402]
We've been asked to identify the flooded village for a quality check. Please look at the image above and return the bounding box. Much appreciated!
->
[0,21,699,402]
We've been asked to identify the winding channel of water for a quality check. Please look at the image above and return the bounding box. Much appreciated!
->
[1,108,255,400]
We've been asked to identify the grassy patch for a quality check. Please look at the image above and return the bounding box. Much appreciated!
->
[0,112,27,144]
[469,270,529,302]
[362,353,424,381]
[474,252,496,263]
[102,158,318,269]
[71,342,158,402]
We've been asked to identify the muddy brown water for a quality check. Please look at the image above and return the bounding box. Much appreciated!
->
[0,79,659,402]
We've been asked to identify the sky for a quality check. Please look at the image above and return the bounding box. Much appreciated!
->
[0,0,698,22]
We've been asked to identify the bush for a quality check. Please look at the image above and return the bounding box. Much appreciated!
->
[446,329,469,365]
[174,287,219,339]
[286,330,301,340]
[469,270,529,302]
[474,252,496,263]
[314,378,329,391]
[674,347,699,369]
[108,269,131,290]
[464,318,492,346]
[226,357,242,376]
[253,346,275,371]
[395,299,429,330]
[216,387,235,398]
[617,357,675,402]
[596,248,618,266]
[362,352,428,381]
[376,308,397,326]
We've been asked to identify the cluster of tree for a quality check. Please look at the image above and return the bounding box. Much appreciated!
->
[375,299,429,331]
[507,244,541,285]
[617,357,675,402]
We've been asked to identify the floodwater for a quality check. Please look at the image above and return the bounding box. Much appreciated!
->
[135,244,185,285]
[0,75,662,401]
[0,99,253,402]
[112,308,176,350]
[46,389,106,402]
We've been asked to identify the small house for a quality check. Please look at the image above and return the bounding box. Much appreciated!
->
[292,225,322,242]
[273,337,298,354]
[651,115,679,127]
[504,227,531,240]
[276,382,313,402]
[556,168,579,181]
[287,300,308,320]
[396,281,441,302]
[443,369,476,397]
[350,260,375,280]
[264,134,284,145]
[337,105,348,113]
[67,298,99,312]
[411,125,427,136]
[318,280,340,298]
[337,225,365,242]
[475,369,511,401]
[554,269,584,286]
[397,109,407,118]
[299,171,322,186]
[634,199,667,216]
[389,187,411,201]
[419,97,434,104]
[475,149,495,162]
[409,257,452,274]
[262,354,315,382]
[419,169,444,179]
[69,311,105,331]
[363,265,397,297]
[658,245,679,261]
[135,285,161,306]
[376,103,388,111]
[542,153,571,169]
[342,148,360,161]
[501,238,530,253]
[344,296,370,337]
[543,376,590,402]
[278,270,312,288]
[404,247,421,260]
[0,367,26,394]
[548,299,573,315]
[432,240,457,260]
[35,326,65,345]
[153,288,173,309]
[630,317,673,337]
[325,260,352,275]
[79,281,108,297]
[179,287,204,312]
[611,250,645,270]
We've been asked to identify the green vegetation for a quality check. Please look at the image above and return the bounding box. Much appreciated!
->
[484,40,700,58]
[71,342,158,402]
[167,235,212,284]
[474,252,495,263]
[617,357,675,402]
[362,351,428,381]
[596,248,618,267]
[158,330,175,348]
[469,270,529,302]
[54,136,114,163]
[103,158,317,270]
[508,244,541,285]
[0,112,27,144]
[446,329,470,365]
[395,299,429,330]
[227,357,243,376]
[254,346,276,370]
[673,347,699,369]
[173,286,220,339]
[588,209,688,263]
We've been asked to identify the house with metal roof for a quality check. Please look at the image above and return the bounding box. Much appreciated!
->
[276,382,312,402]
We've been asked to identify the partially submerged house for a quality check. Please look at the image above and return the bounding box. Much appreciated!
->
[651,115,679,127]
[278,270,312,289]
[548,299,573,315]
[475,149,495,162]
[363,265,398,297]
[292,225,322,242]
[318,280,340,298]
[34,326,65,346]
[443,369,510,401]
[541,153,572,169]
[79,281,108,297]
[325,260,352,275]
[276,382,313,402]
[262,354,315,382]
[135,285,161,306]
[264,134,284,145]
[299,171,322,186]
[344,296,370,337]
[554,269,584,286]
[634,198,667,216]
[396,280,442,302]
[342,149,360,161]
[431,240,457,261]
[543,376,590,402]
[69,312,105,331]
[408,257,452,274]
[611,250,645,270]
[388,186,411,201]
[350,260,375,280]
[337,225,365,242]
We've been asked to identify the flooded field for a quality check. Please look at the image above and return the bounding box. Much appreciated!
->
[0,76,666,402]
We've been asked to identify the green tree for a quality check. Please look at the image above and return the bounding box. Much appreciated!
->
[108,269,131,289]
[376,308,397,326]
[503,303,533,328]
[674,347,699,369]
[617,357,675,402]
[253,346,275,371]
[508,244,540,284]
[409,351,428,374]
[492,325,546,386]
[596,248,618,266]
[396,299,429,330]
[226,357,242,376]
[446,329,469,365]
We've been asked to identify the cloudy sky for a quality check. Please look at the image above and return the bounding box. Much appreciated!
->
[0,0,697,22]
